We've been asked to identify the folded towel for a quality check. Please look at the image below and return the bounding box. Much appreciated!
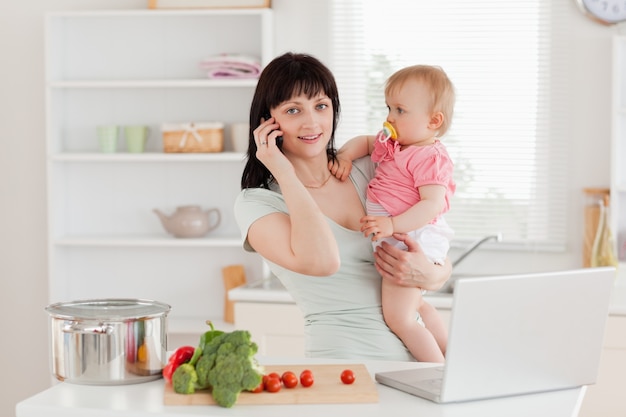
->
[199,54,262,79]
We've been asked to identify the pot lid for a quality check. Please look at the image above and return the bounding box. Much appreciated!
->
[45,298,171,320]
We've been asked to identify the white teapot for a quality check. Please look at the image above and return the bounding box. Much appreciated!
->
[153,205,221,238]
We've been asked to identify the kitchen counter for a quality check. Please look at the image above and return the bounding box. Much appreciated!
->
[16,357,585,417]
[229,277,296,304]
[607,285,626,315]
[229,277,626,315]
[228,277,455,309]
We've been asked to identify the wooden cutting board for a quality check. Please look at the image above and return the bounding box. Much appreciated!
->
[163,364,379,405]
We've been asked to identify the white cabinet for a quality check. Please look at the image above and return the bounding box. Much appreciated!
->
[44,9,273,336]
[234,302,306,357]
[581,34,626,417]
[611,36,626,282]
[579,315,626,417]
[580,33,626,417]
[232,299,452,358]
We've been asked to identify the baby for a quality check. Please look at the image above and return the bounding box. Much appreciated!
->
[329,65,456,362]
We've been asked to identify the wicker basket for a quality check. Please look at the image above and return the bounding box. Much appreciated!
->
[162,122,224,153]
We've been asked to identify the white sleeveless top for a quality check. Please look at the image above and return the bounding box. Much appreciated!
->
[234,157,414,361]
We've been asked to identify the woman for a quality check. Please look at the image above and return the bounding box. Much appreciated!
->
[235,52,451,361]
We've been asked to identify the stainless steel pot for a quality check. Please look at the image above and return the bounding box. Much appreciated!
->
[45,298,171,385]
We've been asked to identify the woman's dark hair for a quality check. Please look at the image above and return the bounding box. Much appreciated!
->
[241,52,340,189]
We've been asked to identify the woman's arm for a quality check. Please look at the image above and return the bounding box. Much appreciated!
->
[246,118,340,276]
[373,233,451,291]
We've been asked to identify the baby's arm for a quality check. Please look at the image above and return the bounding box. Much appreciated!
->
[328,135,375,181]
[392,184,447,233]
[361,184,447,240]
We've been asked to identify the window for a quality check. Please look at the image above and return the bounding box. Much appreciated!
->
[330,0,569,250]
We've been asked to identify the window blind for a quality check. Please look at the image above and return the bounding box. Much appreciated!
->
[329,0,569,250]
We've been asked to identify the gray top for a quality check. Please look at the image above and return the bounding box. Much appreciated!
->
[234,157,413,361]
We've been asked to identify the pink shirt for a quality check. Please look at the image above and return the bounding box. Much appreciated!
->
[367,138,455,219]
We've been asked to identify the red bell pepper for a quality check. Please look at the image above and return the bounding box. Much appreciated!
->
[162,345,195,383]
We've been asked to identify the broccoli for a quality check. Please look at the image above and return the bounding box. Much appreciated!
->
[195,349,215,389]
[172,363,199,395]
[171,328,263,408]
[203,330,262,408]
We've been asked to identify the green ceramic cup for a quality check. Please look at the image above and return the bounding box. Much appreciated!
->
[97,125,119,153]
[125,125,149,153]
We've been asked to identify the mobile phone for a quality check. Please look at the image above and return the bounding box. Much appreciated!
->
[263,113,283,148]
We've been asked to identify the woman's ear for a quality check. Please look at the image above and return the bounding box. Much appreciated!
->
[429,112,444,130]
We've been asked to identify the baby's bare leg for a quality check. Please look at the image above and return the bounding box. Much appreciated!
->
[382,280,445,362]
[417,299,448,356]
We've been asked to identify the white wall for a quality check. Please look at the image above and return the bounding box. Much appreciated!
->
[0,0,617,416]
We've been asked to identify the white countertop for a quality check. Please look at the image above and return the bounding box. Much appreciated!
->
[16,357,585,417]
[229,277,626,315]
[608,285,626,315]
[229,277,296,304]
[228,277,455,309]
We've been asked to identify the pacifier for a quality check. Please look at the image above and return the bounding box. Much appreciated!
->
[379,121,397,143]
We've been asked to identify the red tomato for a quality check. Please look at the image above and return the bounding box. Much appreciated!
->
[250,380,264,393]
[265,377,282,393]
[267,372,281,381]
[281,371,298,388]
[300,370,314,387]
[340,369,355,385]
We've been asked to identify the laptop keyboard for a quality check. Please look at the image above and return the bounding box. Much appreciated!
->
[419,378,443,390]
[412,367,444,393]
[413,366,444,380]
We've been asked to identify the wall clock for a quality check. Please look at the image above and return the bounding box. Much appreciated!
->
[576,0,626,25]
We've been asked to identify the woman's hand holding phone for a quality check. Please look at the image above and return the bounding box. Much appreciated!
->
[253,116,291,179]
[259,114,283,149]
[256,116,282,147]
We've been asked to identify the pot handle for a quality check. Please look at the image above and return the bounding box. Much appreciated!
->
[63,321,114,335]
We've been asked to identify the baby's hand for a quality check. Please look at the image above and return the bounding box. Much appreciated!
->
[328,156,353,181]
[360,215,394,241]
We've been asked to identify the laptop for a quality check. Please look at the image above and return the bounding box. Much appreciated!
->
[375,267,615,403]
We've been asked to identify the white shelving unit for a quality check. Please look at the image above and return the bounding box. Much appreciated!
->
[44,9,273,335]
[612,35,626,284]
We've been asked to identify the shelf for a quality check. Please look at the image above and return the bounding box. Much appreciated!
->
[45,8,271,329]
[53,235,243,247]
[48,79,258,89]
[50,152,246,162]
[47,8,270,18]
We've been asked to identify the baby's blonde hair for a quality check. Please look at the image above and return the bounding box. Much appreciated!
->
[385,65,455,137]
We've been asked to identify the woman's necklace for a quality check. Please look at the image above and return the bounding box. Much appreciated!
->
[303,173,332,189]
